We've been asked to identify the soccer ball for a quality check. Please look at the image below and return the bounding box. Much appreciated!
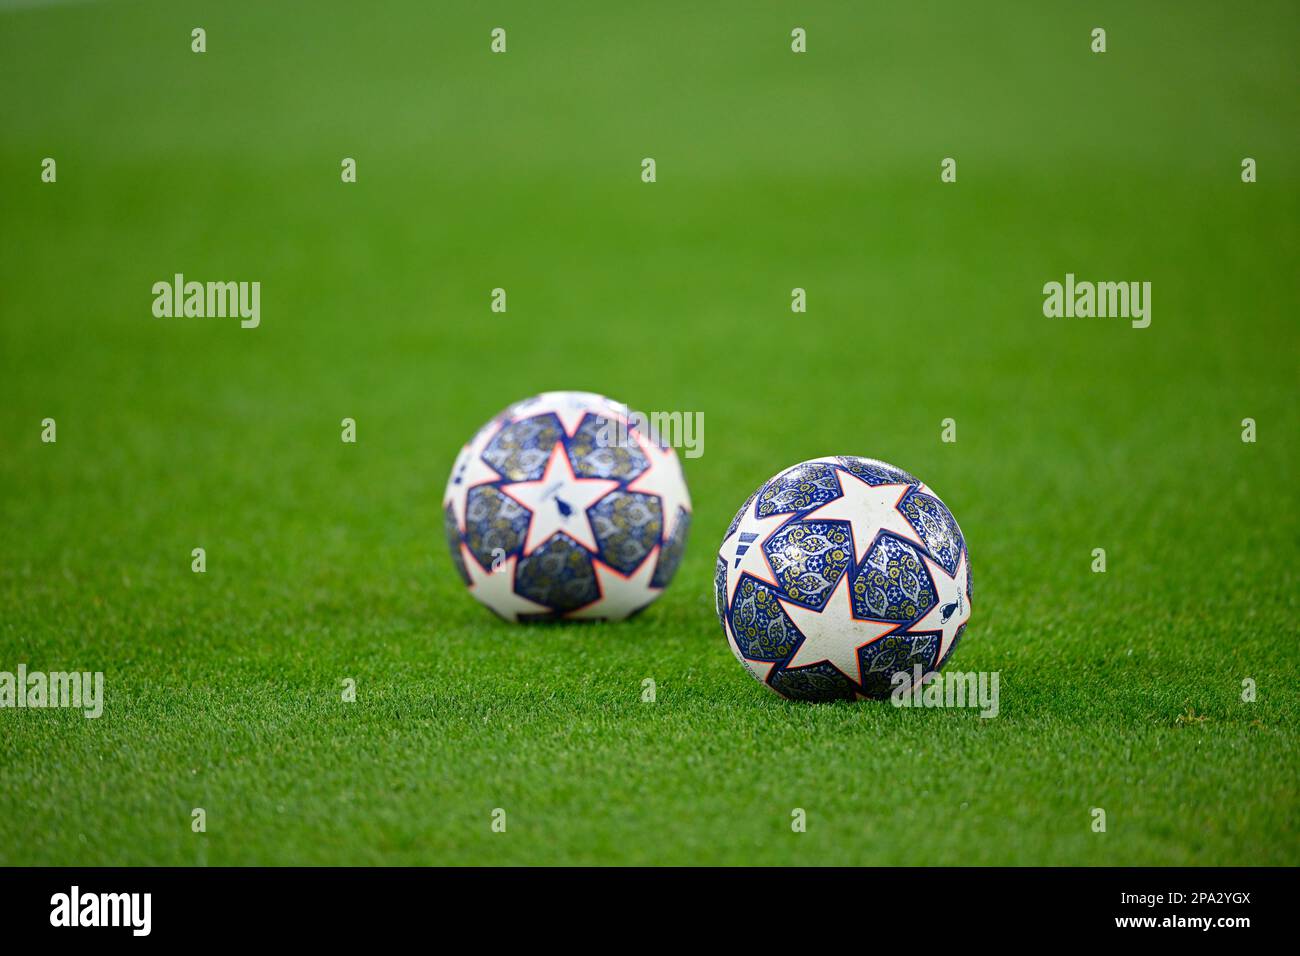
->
[716,456,970,702]
[445,391,692,621]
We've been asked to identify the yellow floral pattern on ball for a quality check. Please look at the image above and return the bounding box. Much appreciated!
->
[482,416,562,481]
[590,491,661,574]
[568,417,650,480]
[755,463,840,517]
[764,521,851,609]
[732,579,800,660]
[851,536,935,622]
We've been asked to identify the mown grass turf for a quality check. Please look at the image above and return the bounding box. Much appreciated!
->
[0,0,1297,865]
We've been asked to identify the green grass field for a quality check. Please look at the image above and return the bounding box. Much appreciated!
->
[1,0,1297,866]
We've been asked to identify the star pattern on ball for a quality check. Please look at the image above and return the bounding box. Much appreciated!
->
[499,442,619,555]
[778,571,898,686]
[625,432,692,541]
[568,547,662,620]
[443,424,504,532]
[511,392,624,437]
[906,551,970,665]
[717,503,790,606]
[459,545,548,622]
[802,468,925,566]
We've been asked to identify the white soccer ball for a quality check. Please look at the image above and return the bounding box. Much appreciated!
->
[717,456,971,701]
[445,391,692,621]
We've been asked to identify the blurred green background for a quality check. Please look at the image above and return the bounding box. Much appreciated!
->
[0,0,1296,865]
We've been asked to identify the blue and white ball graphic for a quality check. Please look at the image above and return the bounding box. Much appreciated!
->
[445,391,692,621]
[717,457,971,702]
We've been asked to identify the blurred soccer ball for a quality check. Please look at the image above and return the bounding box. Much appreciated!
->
[717,456,970,701]
[445,391,691,621]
